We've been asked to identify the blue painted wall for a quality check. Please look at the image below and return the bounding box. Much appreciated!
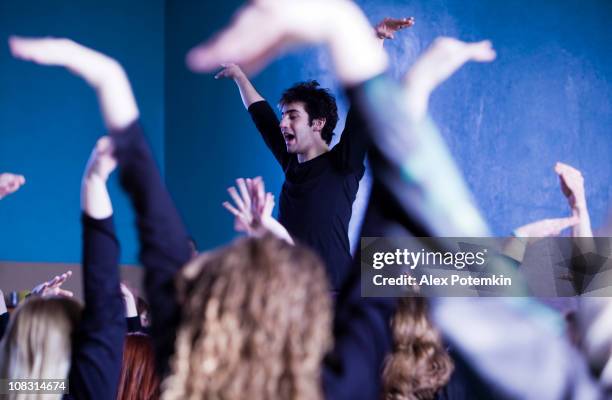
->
[0,0,165,264]
[360,0,612,235]
[1,0,610,264]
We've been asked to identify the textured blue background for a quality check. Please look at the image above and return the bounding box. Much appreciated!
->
[1,0,611,263]
[0,0,165,264]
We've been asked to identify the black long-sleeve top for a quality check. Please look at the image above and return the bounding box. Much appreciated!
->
[248,101,369,290]
[66,214,126,399]
[111,121,191,376]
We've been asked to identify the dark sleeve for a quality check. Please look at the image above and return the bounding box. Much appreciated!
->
[69,214,125,400]
[247,100,291,169]
[323,259,396,400]
[111,121,191,376]
[332,105,370,172]
[126,316,143,333]
[0,312,8,340]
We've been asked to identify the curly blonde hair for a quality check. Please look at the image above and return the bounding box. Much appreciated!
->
[382,298,453,400]
[162,235,333,400]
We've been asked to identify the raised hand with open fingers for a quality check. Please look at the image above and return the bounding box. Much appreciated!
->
[223,177,293,244]
[31,270,74,297]
[0,173,26,199]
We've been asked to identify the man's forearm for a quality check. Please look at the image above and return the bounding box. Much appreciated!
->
[234,73,265,109]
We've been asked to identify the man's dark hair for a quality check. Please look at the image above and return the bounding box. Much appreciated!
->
[279,81,339,145]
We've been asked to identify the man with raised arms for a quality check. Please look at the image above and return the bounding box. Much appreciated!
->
[213,17,414,290]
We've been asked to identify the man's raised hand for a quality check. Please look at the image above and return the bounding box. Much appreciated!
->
[214,63,245,80]
[375,17,415,40]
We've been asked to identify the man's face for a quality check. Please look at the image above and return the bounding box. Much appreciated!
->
[279,102,320,154]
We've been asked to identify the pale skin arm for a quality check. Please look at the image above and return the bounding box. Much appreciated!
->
[403,37,496,121]
[81,136,117,219]
[9,37,123,216]
[0,290,7,315]
[186,0,388,87]
[215,63,265,109]
[503,216,579,262]
[502,162,594,262]
[223,176,294,244]
[9,36,139,132]
[555,162,593,238]
[212,16,414,107]
[120,283,138,318]
[0,173,26,199]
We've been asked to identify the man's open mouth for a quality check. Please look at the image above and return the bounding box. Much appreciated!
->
[283,133,296,142]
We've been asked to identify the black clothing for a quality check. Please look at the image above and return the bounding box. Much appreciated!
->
[111,121,191,376]
[67,215,125,400]
[248,101,368,289]
[435,349,501,400]
[0,311,8,340]
[126,316,143,333]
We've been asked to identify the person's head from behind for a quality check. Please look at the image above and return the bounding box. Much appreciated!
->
[382,297,453,400]
[162,235,332,400]
[117,333,160,400]
[279,81,338,155]
[0,296,81,387]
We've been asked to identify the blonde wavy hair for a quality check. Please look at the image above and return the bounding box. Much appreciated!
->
[382,298,453,400]
[162,235,333,400]
[0,296,81,400]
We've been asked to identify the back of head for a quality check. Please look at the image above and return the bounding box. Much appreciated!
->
[0,296,81,393]
[162,235,333,400]
[279,80,339,145]
[117,333,160,400]
[382,298,453,400]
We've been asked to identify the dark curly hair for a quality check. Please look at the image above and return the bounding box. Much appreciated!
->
[279,80,339,145]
